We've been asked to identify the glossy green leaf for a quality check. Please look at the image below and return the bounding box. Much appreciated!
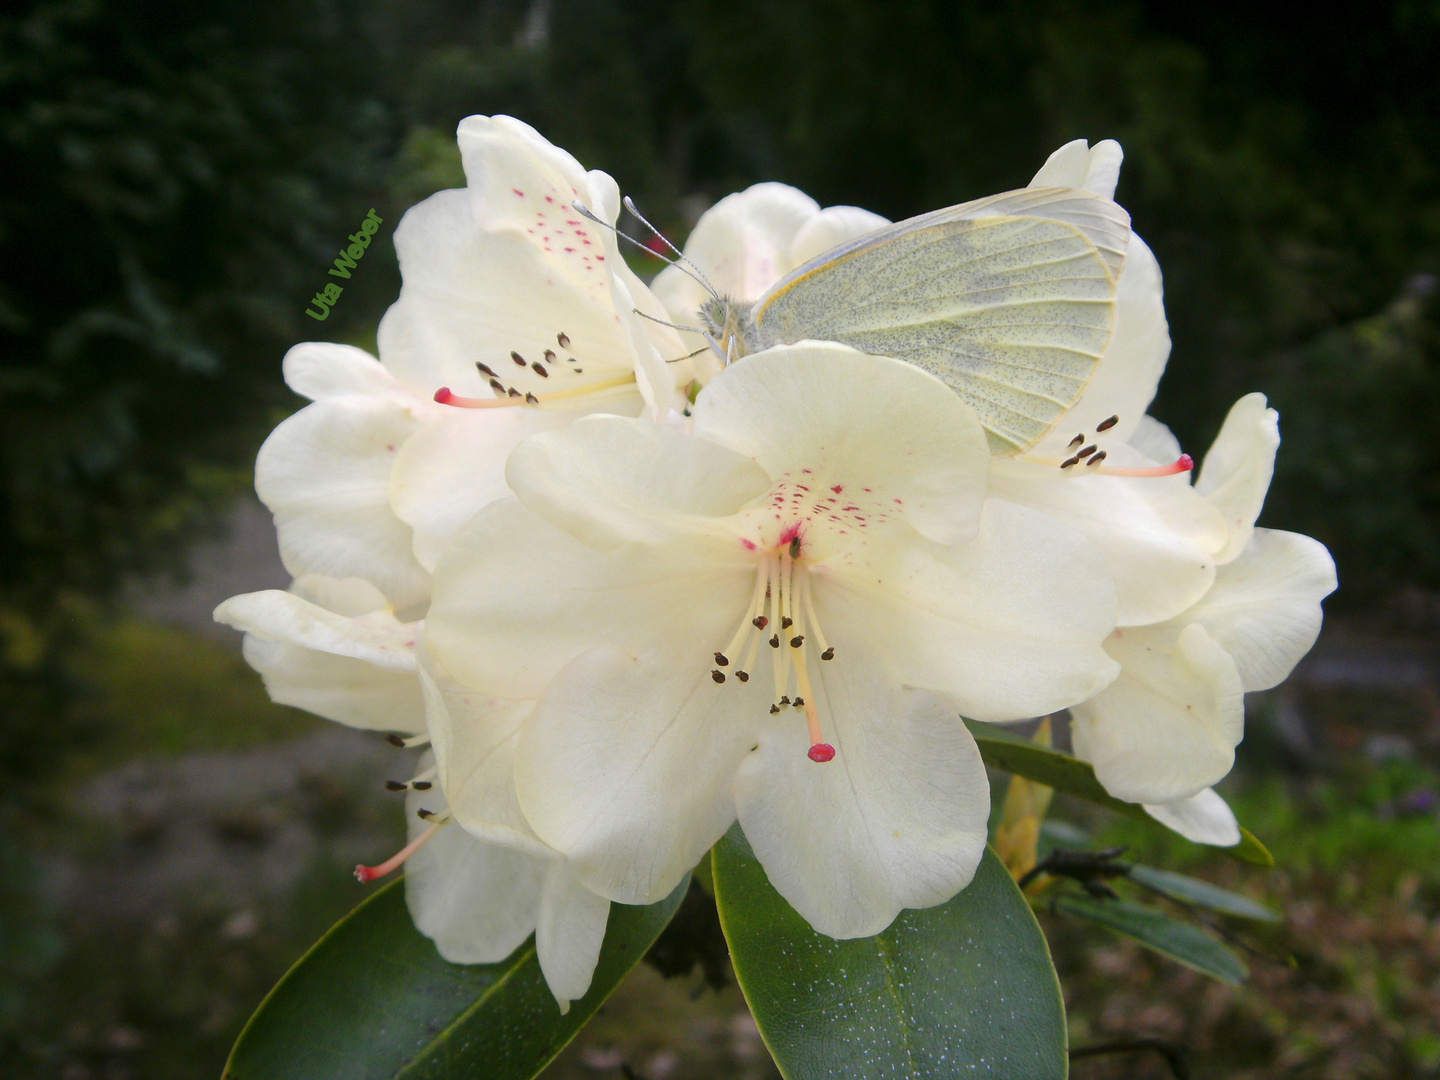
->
[1053,895,1247,985]
[223,874,687,1080]
[713,827,1067,1079]
[1127,865,1278,921]
[967,721,1272,866]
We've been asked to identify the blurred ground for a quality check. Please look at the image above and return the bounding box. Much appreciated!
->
[10,504,1440,1080]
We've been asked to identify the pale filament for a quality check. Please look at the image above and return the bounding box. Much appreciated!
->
[354,814,450,883]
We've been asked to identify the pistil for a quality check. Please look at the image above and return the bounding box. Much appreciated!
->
[354,814,450,883]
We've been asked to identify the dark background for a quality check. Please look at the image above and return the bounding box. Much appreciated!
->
[3,2,1439,1077]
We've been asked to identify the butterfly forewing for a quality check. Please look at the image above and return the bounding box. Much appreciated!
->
[750,187,1132,455]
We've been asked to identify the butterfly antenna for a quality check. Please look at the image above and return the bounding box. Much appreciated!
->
[571,201,718,300]
[632,308,727,361]
[622,196,722,301]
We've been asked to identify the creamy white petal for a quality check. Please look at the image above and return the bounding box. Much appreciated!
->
[1195,393,1280,563]
[237,633,425,733]
[505,415,771,548]
[1128,414,1184,464]
[734,657,989,939]
[376,178,641,406]
[282,341,417,403]
[515,648,764,904]
[652,183,822,313]
[819,498,1119,721]
[428,499,752,700]
[390,405,585,572]
[255,395,430,609]
[535,862,611,1013]
[1032,236,1169,455]
[214,586,416,670]
[1186,528,1336,692]
[1071,622,1245,803]
[787,205,891,267]
[1142,788,1241,847]
[990,455,1224,626]
[1028,138,1124,200]
[403,773,547,965]
[215,583,423,732]
[692,345,992,545]
[417,650,549,856]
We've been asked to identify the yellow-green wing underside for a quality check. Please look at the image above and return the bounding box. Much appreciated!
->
[751,187,1132,455]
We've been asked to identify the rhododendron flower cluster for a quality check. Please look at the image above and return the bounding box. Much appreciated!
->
[217,118,1334,1009]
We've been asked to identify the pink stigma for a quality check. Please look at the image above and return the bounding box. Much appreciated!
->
[808,743,836,763]
[1097,453,1194,478]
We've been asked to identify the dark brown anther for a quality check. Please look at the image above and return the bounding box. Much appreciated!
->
[714,652,729,667]
[753,615,769,629]
[476,361,496,378]
[1077,444,1097,458]
[384,780,407,792]
[489,378,506,393]
[386,734,407,747]
[789,536,802,559]
[779,696,791,706]
[711,669,726,683]
[1086,449,1108,467]
[769,635,780,648]
[511,350,527,366]
[557,332,571,348]
[1068,434,1085,449]
[1096,415,1120,432]
[417,808,435,819]
[543,349,556,363]
[790,635,805,648]
[792,696,805,707]
[508,387,523,398]
[770,704,781,714]
[573,367,583,373]
[735,670,749,682]
[525,392,540,404]
[781,616,794,630]
[821,647,835,661]
[532,362,549,378]
[412,781,432,791]
[1060,455,1081,469]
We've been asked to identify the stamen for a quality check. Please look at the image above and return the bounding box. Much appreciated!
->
[1068,434,1085,449]
[714,652,729,666]
[799,572,832,661]
[712,670,726,683]
[384,779,407,792]
[790,635,804,648]
[1085,450,1108,467]
[1096,414,1120,431]
[412,781,432,790]
[1077,445,1097,458]
[557,332,570,348]
[781,616,794,629]
[543,349,556,363]
[511,350,527,366]
[476,362,496,378]
[1061,455,1081,469]
[531,362,549,378]
[735,671,749,682]
[354,819,446,883]
[386,733,430,749]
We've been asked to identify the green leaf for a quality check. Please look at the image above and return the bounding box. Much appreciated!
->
[223,874,687,1080]
[1127,865,1278,921]
[967,720,1271,866]
[1053,895,1248,985]
[713,827,1067,1079]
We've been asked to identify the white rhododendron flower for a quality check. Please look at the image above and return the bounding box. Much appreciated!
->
[215,577,612,1012]
[1069,397,1337,844]
[426,344,1120,938]
[256,115,685,611]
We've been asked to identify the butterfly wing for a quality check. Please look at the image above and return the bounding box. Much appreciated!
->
[750,187,1132,455]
